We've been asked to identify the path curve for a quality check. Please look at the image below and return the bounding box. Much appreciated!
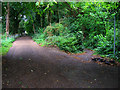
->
[2,36,118,88]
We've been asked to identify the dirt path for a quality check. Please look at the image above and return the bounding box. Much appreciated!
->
[2,36,118,88]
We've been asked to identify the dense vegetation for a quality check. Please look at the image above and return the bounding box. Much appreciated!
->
[0,33,15,55]
[1,2,120,61]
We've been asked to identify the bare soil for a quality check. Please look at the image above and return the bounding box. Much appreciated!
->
[2,36,119,88]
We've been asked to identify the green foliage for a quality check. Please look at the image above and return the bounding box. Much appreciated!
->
[0,38,15,55]
[84,27,120,60]
[45,35,83,53]
[94,34,112,54]
[1,33,6,39]
[33,23,84,53]
[24,21,34,34]
[44,23,64,37]
[37,28,44,33]
[32,33,46,45]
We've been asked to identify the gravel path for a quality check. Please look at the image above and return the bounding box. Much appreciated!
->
[2,36,118,88]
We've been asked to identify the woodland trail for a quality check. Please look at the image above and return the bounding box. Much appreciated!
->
[2,36,118,88]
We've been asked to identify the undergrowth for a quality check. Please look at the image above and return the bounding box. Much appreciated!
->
[33,23,84,53]
[0,34,15,55]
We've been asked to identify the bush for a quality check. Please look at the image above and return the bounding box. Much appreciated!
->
[32,33,46,45]
[82,23,120,61]
[94,34,113,54]
[57,35,83,53]
[93,29,120,60]
[43,23,64,37]
[44,34,83,53]
[0,38,15,55]
[1,33,7,39]
[33,23,84,53]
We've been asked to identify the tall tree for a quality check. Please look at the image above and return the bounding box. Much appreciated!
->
[5,2,10,39]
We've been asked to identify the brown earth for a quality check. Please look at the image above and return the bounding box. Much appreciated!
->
[2,36,119,88]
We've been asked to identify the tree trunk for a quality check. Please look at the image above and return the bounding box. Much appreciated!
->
[6,2,10,40]
[33,23,36,34]
[42,13,45,28]
[48,10,52,26]
[56,3,59,23]
[50,11,51,26]
[41,6,46,28]
[114,15,116,55]
[14,17,20,35]
[36,13,41,28]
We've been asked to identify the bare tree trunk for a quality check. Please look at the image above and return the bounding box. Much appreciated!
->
[57,3,59,23]
[6,2,10,40]
[48,10,51,26]
[50,11,52,26]
[42,13,45,28]
[33,23,36,34]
